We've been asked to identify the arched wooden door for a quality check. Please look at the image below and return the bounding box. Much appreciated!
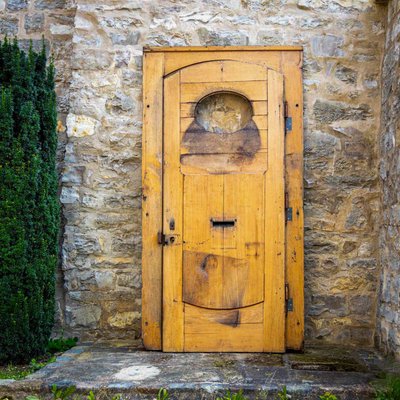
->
[161,60,285,352]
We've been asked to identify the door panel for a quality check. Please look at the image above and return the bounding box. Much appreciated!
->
[181,100,268,119]
[162,60,285,352]
[184,303,264,352]
[180,60,267,83]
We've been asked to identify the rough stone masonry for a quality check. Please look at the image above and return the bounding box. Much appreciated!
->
[377,0,400,358]
[0,0,398,356]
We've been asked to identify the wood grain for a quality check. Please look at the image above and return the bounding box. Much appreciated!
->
[263,68,286,352]
[162,71,184,352]
[180,60,267,83]
[141,52,164,350]
[181,101,268,118]
[142,49,304,352]
[180,151,268,175]
[181,81,267,103]
[164,51,282,76]
[282,51,304,350]
[145,45,303,53]
[184,303,264,352]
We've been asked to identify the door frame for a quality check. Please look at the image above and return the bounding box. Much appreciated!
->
[142,46,304,351]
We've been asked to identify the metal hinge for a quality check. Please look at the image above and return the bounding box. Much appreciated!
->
[284,101,292,134]
[287,298,294,312]
[286,207,293,222]
[285,192,292,222]
[285,283,294,313]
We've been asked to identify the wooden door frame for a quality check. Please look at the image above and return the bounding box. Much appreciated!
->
[142,46,304,351]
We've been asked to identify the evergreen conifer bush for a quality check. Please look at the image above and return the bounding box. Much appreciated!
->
[0,38,59,363]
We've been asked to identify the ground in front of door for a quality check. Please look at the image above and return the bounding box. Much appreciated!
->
[1,344,398,400]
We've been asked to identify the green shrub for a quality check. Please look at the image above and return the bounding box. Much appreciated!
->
[0,38,59,364]
[47,337,78,354]
[375,375,400,400]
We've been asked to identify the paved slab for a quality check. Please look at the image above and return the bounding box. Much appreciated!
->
[0,344,389,399]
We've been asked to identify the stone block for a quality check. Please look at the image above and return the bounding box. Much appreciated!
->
[313,100,372,123]
[0,17,18,35]
[256,30,281,45]
[311,35,344,57]
[349,295,373,314]
[94,271,115,289]
[111,237,137,255]
[115,50,131,68]
[35,0,66,9]
[335,65,358,84]
[347,258,377,270]
[110,32,140,46]
[60,187,80,204]
[18,39,50,56]
[309,295,347,317]
[73,234,102,255]
[108,312,138,328]
[106,91,135,113]
[66,305,101,328]
[345,205,367,230]
[71,50,113,70]
[343,241,357,254]
[50,24,73,36]
[297,0,323,9]
[197,27,249,46]
[7,0,27,10]
[25,13,45,34]
[304,130,339,158]
[67,114,98,138]
[146,32,189,47]
[61,166,85,185]
[117,273,135,289]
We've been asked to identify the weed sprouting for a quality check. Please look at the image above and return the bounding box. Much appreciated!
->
[276,386,291,400]
[319,392,338,400]
[156,388,170,400]
[216,389,248,400]
[51,384,77,400]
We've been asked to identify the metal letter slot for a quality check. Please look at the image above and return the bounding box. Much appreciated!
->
[210,218,236,228]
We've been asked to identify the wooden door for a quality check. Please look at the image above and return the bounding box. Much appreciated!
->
[162,60,285,352]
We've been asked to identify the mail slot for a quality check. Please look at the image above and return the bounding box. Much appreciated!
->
[210,218,237,228]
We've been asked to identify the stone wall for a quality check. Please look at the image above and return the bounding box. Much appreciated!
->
[377,0,400,359]
[1,0,389,347]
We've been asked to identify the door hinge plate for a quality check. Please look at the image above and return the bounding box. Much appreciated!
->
[287,298,294,312]
[284,101,292,134]
[285,117,292,134]
[286,207,293,222]
[285,283,293,313]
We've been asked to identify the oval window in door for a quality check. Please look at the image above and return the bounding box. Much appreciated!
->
[194,92,253,134]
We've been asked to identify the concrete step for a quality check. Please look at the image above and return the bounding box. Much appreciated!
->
[0,344,385,400]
